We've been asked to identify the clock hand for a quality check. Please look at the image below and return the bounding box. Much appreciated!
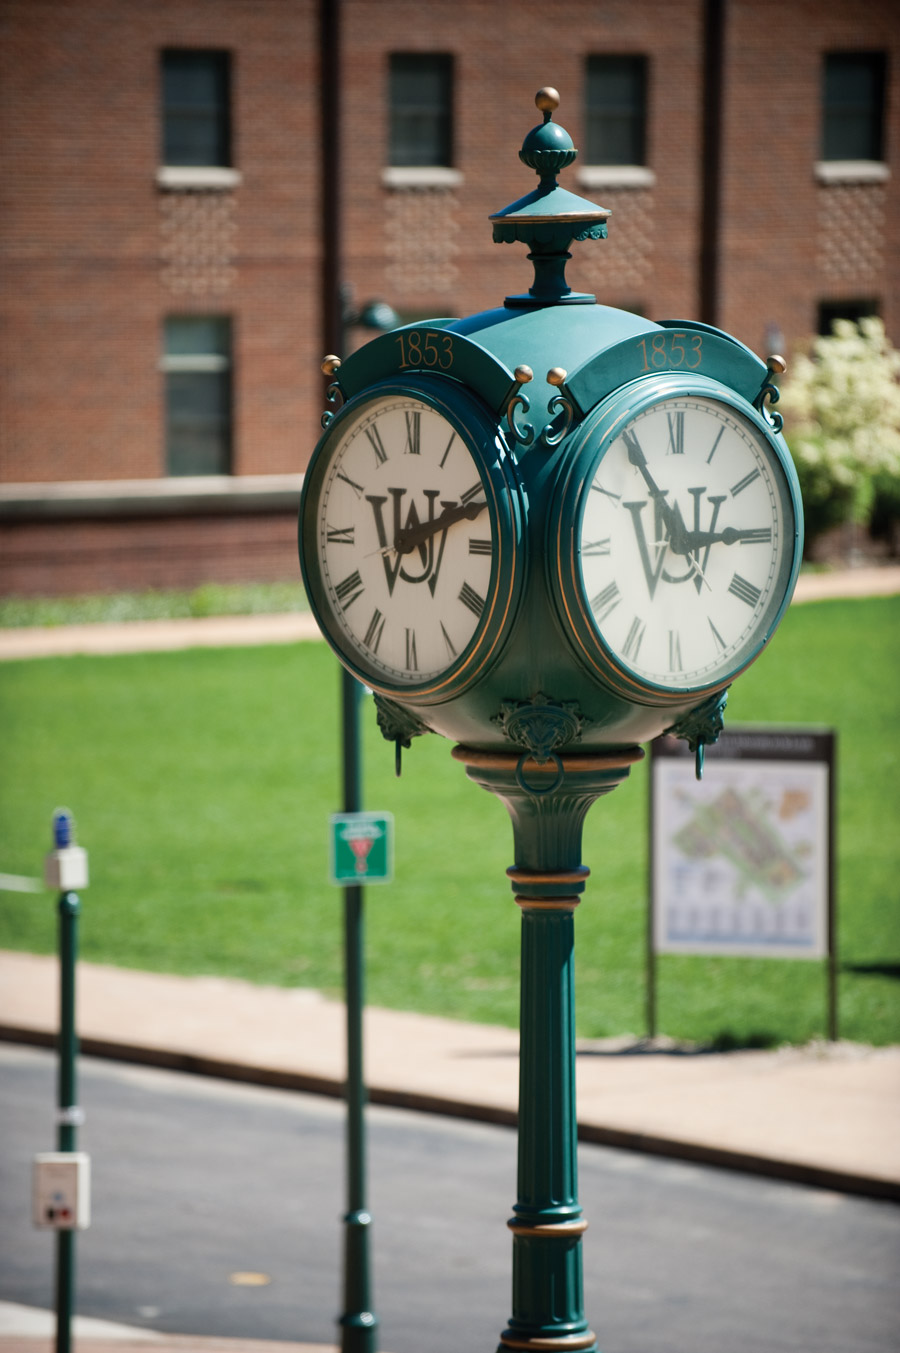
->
[393,499,487,555]
[623,433,685,549]
[680,526,768,550]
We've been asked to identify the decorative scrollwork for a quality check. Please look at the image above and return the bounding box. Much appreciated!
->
[321,382,345,430]
[753,355,786,434]
[664,687,729,781]
[507,391,535,448]
[493,692,587,764]
[373,693,430,778]
[542,393,575,447]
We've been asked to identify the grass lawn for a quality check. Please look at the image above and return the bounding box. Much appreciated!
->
[1,595,898,1047]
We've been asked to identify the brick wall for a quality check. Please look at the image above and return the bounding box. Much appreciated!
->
[1,0,897,595]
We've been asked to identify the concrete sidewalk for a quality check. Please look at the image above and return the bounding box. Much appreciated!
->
[0,566,898,661]
[2,951,898,1201]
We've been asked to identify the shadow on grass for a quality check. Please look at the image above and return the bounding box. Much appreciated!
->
[842,962,900,980]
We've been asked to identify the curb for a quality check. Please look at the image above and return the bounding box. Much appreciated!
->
[4,1024,898,1205]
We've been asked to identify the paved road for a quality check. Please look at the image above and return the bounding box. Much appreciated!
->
[2,1047,899,1353]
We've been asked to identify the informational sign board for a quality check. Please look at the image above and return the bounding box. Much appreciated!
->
[329,811,394,886]
[650,728,835,960]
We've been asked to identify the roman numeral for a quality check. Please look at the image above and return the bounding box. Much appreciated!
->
[326,524,355,545]
[731,468,761,497]
[365,424,388,465]
[706,427,726,463]
[621,616,646,662]
[728,573,762,607]
[666,411,685,455]
[708,617,727,651]
[335,570,364,610]
[336,470,365,498]
[439,432,456,468]
[590,580,621,623]
[405,628,418,671]
[459,581,485,617]
[403,411,421,455]
[582,537,611,556]
[668,629,683,671]
[441,622,457,658]
[468,538,492,555]
[460,481,483,505]
[363,609,385,654]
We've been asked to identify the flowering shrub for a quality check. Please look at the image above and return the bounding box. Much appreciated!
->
[778,318,900,553]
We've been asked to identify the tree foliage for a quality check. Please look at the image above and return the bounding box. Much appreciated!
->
[778,318,900,552]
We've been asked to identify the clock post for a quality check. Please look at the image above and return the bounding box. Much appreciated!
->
[300,87,802,1353]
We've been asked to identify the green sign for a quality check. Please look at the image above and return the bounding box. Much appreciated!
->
[329,812,394,886]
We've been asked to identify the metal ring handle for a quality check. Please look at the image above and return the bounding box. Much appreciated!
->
[515,752,565,797]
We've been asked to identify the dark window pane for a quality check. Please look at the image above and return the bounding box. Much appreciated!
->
[166,372,232,475]
[389,54,453,167]
[817,298,880,335]
[164,316,231,358]
[822,53,885,160]
[585,55,647,164]
[164,316,232,476]
[162,50,231,167]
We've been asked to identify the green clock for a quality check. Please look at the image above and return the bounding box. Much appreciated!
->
[550,376,802,702]
[299,377,524,701]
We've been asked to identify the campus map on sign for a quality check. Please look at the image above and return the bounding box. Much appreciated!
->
[651,730,833,959]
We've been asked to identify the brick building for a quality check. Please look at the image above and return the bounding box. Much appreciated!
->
[1,0,897,595]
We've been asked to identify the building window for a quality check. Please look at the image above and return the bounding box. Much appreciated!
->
[162,317,232,476]
[817,299,880,335]
[822,53,886,162]
[585,55,648,165]
[389,54,453,167]
[162,50,231,168]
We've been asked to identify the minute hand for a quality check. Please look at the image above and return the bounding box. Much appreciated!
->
[394,499,487,555]
[623,432,684,547]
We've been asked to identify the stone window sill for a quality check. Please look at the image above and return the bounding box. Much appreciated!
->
[576,165,656,190]
[382,166,464,189]
[0,475,304,521]
[815,161,890,185]
[157,166,243,191]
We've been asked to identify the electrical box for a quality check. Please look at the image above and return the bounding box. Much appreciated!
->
[44,846,89,892]
[33,1153,91,1230]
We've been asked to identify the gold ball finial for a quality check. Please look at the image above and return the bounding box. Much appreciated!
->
[547,367,568,387]
[535,87,560,116]
[514,364,534,385]
[767,354,787,375]
[321,354,342,376]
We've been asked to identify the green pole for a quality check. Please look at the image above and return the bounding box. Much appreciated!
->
[339,667,377,1353]
[453,745,643,1353]
[54,815,81,1353]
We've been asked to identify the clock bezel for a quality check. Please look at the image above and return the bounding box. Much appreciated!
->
[299,375,525,703]
[548,374,803,705]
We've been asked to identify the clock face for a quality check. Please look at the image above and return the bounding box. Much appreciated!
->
[572,393,796,692]
[309,394,499,688]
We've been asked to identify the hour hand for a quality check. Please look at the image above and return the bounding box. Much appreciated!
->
[394,499,487,555]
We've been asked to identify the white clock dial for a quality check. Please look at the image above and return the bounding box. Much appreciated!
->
[316,395,495,685]
[578,395,791,690]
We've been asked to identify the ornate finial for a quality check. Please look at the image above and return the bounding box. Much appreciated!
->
[321,355,342,376]
[535,87,560,117]
[490,88,610,308]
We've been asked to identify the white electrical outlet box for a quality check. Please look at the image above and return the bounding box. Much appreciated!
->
[33,1153,91,1230]
[44,846,89,892]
